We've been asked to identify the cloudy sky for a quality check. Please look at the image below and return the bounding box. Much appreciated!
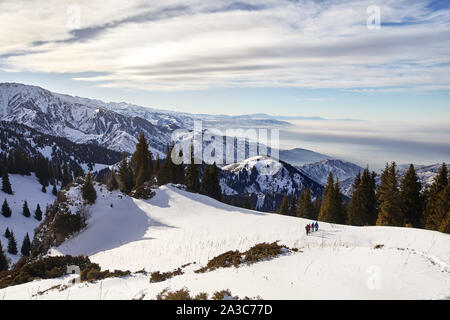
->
[0,0,449,165]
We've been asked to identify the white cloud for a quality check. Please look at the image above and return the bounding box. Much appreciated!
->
[1,0,449,91]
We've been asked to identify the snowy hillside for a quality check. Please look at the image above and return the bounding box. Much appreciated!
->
[1,183,449,299]
[0,174,56,264]
[298,159,363,185]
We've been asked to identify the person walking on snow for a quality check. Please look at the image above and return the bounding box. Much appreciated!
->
[305,224,309,235]
[315,222,319,231]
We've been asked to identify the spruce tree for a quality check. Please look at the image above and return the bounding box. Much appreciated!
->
[279,194,290,215]
[347,168,377,226]
[1,199,12,218]
[0,240,8,271]
[2,171,13,195]
[22,200,31,218]
[7,231,17,255]
[4,227,10,239]
[34,204,42,221]
[157,145,174,185]
[107,170,119,191]
[296,188,315,219]
[318,173,345,223]
[201,163,222,201]
[132,133,152,188]
[424,163,448,231]
[118,153,134,194]
[185,146,200,193]
[400,164,424,227]
[82,172,97,205]
[376,162,403,226]
[52,184,58,196]
[21,233,31,256]
[289,194,297,216]
[41,184,46,193]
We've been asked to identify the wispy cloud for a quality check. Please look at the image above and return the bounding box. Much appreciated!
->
[1,0,449,91]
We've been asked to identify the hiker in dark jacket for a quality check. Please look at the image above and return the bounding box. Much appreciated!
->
[305,224,310,235]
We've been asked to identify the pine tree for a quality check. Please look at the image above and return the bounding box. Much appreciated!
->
[132,133,152,188]
[0,240,8,271]
[107,170,119,191]
[376,162,403,226]
[279,194,290,215]
[1,199,12,218]
[318,173,345,223]
[424,163,448,231]
[200,163,222,201]
[82,172,97,205]
[400,165,424,227]
[22,200,31,218]
[347,168,377,226]
[4,227,10,239]
[7,231,17,255]
[185,146,200,193]
[41,184,46,193]
[157,145,174,185]
[20,233,31,256]
[118,153,134,194]
[2,171,13,195]
[52,184,58,196]
[296,188,315,219]
[34,204,42,221]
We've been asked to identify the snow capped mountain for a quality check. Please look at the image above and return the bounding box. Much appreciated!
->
[298,159,364,185]
[220,156,323,211]
[0,83,175,155]
[278,148,331,166]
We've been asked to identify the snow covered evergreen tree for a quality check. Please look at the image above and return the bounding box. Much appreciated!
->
[1,199,12,218]
[82,172,97,205]
[2,171,13,195]
[7,231,17,255]
[22,200,31,218]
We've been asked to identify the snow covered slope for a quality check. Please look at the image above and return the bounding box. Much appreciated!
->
[220,156,323,210]
[298,159,364,185]
[0,174,56,264]
[2,183,448,300]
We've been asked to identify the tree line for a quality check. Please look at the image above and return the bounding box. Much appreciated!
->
[278,163,449,234]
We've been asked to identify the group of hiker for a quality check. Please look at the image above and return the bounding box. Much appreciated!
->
[305,222,319,235]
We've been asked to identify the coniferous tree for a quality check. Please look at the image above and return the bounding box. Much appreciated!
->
[0,240,8,271]
[7,231,17,255]
[41,185,46,193]
[400,164,424,227]
[376,162,403,226]
[52,184,58,196]
[289,194,297,216]
[118,153,134,194]
[82,172,97,205]
[296,188,315,219]
[2,171,13,195]
[424,163,448,231]
[4,227,10,239]
[34,204,42,221]
[279,194,290,215]
[132,133,152,188]
[107,170,119,191]
[20,233,31,256]
[201,163,222,201]
[157,145,174,185]
[1,199,12,218]
[185,146,200,193]
[22,200,31,218]
[62,163,72,187]
[318,173,345,223]
[347,168,377,226]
